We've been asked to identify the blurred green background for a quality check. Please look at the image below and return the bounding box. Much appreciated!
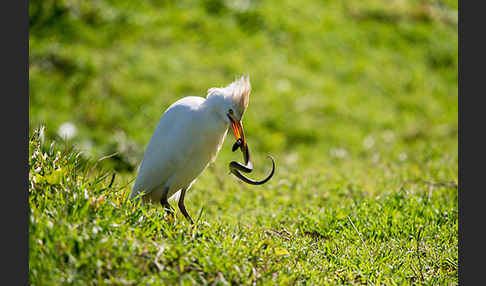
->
[29,0,457,181]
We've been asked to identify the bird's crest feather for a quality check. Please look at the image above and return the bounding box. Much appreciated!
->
[207,75,251,118]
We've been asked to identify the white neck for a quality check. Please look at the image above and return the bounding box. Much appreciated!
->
[203,94,231,127]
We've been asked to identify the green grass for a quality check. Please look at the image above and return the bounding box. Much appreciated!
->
[29,0,457,284]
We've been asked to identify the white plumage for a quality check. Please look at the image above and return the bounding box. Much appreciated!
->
[130,76,252,223]
[130,96,227,202]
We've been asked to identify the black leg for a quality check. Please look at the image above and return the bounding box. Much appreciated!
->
[160,187,174,217]
[178,189,193,224]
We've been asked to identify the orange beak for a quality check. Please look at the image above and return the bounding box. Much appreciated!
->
[229,115,246,147]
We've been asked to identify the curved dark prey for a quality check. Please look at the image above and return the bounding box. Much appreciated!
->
[229,138,275,185]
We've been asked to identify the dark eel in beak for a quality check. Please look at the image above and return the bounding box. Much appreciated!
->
[229,138,275,185]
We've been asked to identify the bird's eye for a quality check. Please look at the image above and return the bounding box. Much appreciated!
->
[229,109,234,114]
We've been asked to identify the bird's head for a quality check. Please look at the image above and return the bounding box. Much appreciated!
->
[207,75,251,147]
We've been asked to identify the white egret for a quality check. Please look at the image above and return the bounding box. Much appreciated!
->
[130,75,275,223]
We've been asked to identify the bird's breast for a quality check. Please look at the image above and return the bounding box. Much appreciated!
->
[167,115,228,194]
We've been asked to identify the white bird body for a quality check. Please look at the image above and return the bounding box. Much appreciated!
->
[130,96,229,203]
